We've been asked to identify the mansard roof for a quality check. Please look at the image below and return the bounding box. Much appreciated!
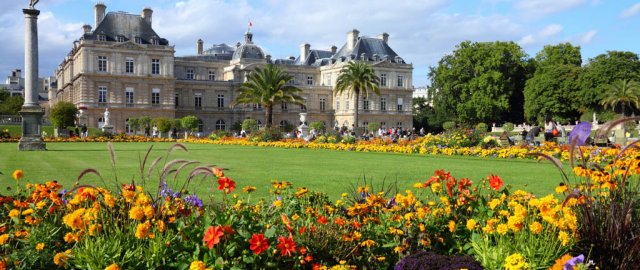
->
[296,49,334,65]
[83,12,169,45]
[333,37,399,61]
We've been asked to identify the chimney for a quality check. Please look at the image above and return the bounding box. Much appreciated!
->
[197,39,204,55]
[82,24,92,34]
[378,32,389,43]
[331,45,337,55]
[142,7,153,25]
[299,43,310,62]
[347,29,359,50]
[94,2,106,28]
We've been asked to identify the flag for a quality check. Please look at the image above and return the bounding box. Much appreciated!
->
[248,20,253,27]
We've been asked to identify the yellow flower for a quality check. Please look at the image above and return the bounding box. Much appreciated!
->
[135,221,153,239]
[0,234,9,245]
[413,182,424,189]
[496,224,508,235]
[376,256,386,262]
[53,250,72,267]
[35,242,45,251]
[8,209,19,218]
[21,209,34,216]
[64,232,78,243]
[529,221,543,234]
[488,199,501,210]
[558,231,570,246]
[128,206,145,221]
[105,263,121,270]
[190,260,211,270]
[143,205,155,219]
[448,220,456,233]
[272,200,282,208]
[12,170,24,181]
[360,239,376,247]
[242,186,257,193]
[35,201,47,209]
[555,184,568,194]
[504,253,529,270]
[466,219,477,230]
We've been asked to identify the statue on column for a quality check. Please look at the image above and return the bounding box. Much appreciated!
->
[104,108,110,126]
[29,0,39,9]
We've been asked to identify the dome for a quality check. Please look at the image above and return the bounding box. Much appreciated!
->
[231,31,265,61]
[203,43,235,56]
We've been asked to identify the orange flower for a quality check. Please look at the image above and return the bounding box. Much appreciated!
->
[317,216,328,225]
[212,167,224,178]
[277,235,297,257]
[249,233,269,255]
[12,170,23,181]
[488,174,503,191]
[203,225,224,249]
[217,177,236,194]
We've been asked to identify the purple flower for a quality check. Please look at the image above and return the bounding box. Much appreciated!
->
[564,254,585,270]
[59,189,68,205]
[184,194,203,208]
[569,122,592,146]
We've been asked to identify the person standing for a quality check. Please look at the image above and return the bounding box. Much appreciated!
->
[544,118,556,142]
[81,125,88,139]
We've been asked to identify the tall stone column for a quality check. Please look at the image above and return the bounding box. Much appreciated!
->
[18,8,46,151]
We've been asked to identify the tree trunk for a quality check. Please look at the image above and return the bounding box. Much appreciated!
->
[354,90,359,132]
[265,105,273,128]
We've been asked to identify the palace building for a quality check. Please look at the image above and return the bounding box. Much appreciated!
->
[53,3,413,133]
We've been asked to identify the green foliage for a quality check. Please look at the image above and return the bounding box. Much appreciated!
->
[310,121,326,133]
[49,101,78,129]
[181,115,200,132]
[127,118,141,133]
[0,93,24,115]
[367,122,380,133]
[524,43,582,122]
[578,51,640,111]
[138,116,152,128]
[236,64,304,127]
[443,121,456,131]
[600,79,640,116]
[334,61,380,128]
[503,122,515,133]
[242,118,259,134]
[154,117,172,133]
[250,128,283,142]
[413,96,438,132]
[475,122,488,133]
[172,119,183,130]
[430,41,530,124]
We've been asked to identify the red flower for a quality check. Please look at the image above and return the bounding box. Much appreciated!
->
[317,216,328,225]
[488,175,503,191]
[221,225,235,235]
[277,235,297,257]
[203,225,224,249]
[217,177,236,194]
[249,233,269,255]
[458,178,473,191]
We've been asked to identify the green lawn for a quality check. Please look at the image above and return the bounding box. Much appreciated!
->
[0,142,564,200]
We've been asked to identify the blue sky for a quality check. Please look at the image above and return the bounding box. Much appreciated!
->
[1,0,640,87]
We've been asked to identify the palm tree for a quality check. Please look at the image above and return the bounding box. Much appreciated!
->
[334,61,380,131]
[235,64,304,128]
[600,79,640,117]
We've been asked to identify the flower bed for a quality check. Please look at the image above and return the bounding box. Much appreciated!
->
[1,143,638,269]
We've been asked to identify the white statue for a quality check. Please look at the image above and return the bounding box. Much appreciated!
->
[29,0,39,9]
[104,108,110,126]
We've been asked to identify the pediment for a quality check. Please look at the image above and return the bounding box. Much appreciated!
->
[110,41,144,50]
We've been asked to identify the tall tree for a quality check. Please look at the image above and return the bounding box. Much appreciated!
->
[600,79,640,117]
[333,61,380,129]
[579,51,640,111]
[235,65,304,128]
[430,41,530,124]
[524,43,582,122]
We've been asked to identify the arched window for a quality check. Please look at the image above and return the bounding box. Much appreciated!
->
[215,119,226,130]
[257,120,263,129]
[125,118,132,133]
[198,119,204,132]
[98,117,105,128]
[279,120,288,131]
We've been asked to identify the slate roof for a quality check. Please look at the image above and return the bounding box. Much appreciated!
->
[296,49,334,65]
[333,37,399,62]
[83,12,169,45]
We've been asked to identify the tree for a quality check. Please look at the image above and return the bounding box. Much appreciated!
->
[412,96,431,131]
[241,118,259,134]
[127,118,141,134]
[181,115,200,133]
[579,51,640,111]
[235,64,304,128]
[334,61,380,129]
[154,117,172,137]
[524,43,582,122]
[49,101,78,129]
[600,79,640,117]
[0,95,24,115]
[139,116,152,129]
[430,41,530,124]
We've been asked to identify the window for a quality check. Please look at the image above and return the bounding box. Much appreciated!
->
[134,37,142,44]
[151,59,160,75]
[125,87,134,106]
[288,78,295,85]
[215,119,226,130]
[319,98,326,112]
[98,87,107,104]
[125,118,133,133]
[257,120,263,128]
[116,36,125,42]
[174,93,179,108]
[380,74,387,86]
[281,103,288,112]
[363,121,368,129]
[151,38,159,45]
[253,103,263,111]
[397,75,404,87]
[217,94,224,108]
[307,76,313,85]
[98,117,105,128]
[381,122,386,128]
[397,97,404,111]
[198,120,204,132]
[125,58,134,74]
[300,98,307,111]
[209,71,216,81]
[336,100,340,110]
[397,122,403,127]
[152,88,160,105]
[279,120,288,130]
[186,69,194,80]
[98,56,107,72]
[194,93,202,109]
[98,35,106,41]
[363,96,369,111]
[346,100,350,110]
[326,74,332,86]
[380,97,387,111]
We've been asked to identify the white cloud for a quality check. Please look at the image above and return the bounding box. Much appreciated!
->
[580,30,597,44]
[621,3,640,18]
[515,0,587,18]
[517,24,563,46]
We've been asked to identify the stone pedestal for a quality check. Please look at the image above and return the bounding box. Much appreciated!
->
[102,125,114,134]
[18,108,46,151]
[298,113,309,139]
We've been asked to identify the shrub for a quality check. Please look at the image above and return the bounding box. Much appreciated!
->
[367,122,380,133]
[154,117,172,135]
[395,251,483,270]
[475,122,488,133]
[315,135,327,143]
[242,119,259,134]
[503,122,515,133]
[341,135,356,144]
[442,121,456,131]
[181,116,199,133]
[49,101,78,129]
[309,121,325,133]
[250,128,282,142]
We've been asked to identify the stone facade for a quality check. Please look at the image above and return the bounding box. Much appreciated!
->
[53,4,413,134]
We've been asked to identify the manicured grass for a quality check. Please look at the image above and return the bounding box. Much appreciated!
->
[0,142,564,199]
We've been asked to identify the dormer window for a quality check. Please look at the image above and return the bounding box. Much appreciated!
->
[150,37,159,45]
[134,37,142,44]
[97,34,106,41]
[116,36,125,42]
